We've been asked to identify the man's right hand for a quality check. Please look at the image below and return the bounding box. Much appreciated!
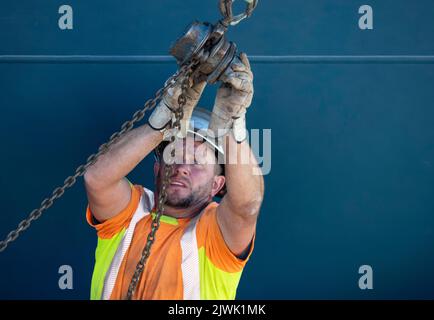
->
[148,74,207,140]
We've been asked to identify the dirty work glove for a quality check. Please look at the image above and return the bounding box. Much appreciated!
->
[208,52,253,143]
[148,74,207,140]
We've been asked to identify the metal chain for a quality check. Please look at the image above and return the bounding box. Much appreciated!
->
[0,62,195,253]
[126,64,195,300]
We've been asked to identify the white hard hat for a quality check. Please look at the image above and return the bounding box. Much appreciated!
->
[154,107,224,159]
[154,107,226,197]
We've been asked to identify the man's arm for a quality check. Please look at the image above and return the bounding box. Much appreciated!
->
[210,52,262,257]
[84,75,207,223]
[84,124,163,222]
[216,132,264,257]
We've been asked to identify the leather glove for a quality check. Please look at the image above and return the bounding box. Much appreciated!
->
[148,74,207,140]
[208,52,253,143]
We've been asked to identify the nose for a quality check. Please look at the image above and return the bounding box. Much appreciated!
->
[173,164,190,177]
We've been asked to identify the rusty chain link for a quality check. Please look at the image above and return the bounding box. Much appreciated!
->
[126,63,196,300]
[0,61,196,253]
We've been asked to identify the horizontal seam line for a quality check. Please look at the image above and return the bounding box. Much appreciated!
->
[1,55,434,64]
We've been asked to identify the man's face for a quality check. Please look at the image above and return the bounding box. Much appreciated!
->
[155,136,224,209]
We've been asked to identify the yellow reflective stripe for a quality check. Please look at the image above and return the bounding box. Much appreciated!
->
[198,247,244,300]
[151,212,179,226]
[90,228,126,300]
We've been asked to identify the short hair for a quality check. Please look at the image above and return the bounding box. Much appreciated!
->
[214,163,223,176]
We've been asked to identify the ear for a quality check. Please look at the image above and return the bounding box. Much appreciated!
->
[211,175,226,198]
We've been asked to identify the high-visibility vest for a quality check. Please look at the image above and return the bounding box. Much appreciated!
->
[99,188,202,300]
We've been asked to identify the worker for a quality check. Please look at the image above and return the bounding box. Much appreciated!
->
[83,53,264,300]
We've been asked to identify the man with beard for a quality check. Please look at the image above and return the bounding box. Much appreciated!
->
[84,53,264,300]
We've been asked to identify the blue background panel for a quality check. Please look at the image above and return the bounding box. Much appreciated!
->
[1,0,434,299]
[0,0,434,55]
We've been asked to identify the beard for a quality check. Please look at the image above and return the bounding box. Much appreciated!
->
[157,171,211,209]
[156,169,211,209]
[166,190,195,208]
[164,183,211,209]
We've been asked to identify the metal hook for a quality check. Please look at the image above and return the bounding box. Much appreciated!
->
[219,0,258,26]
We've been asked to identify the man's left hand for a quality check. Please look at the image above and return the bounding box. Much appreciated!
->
[209,52,254,143]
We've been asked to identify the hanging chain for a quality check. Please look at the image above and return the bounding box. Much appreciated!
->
[126,64,195,300]
[0,61,196,253]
